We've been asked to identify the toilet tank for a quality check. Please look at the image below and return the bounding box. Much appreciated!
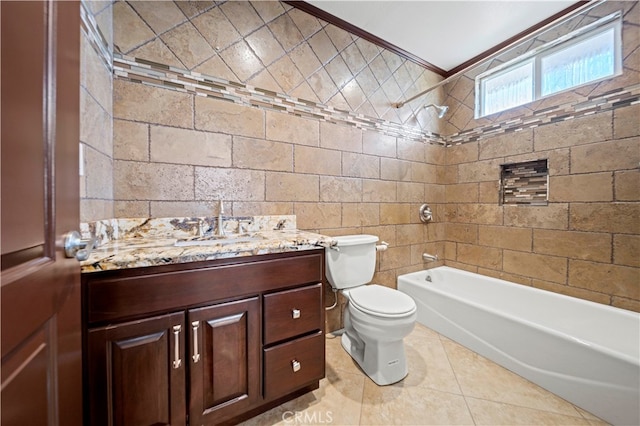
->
[325,235,379,289]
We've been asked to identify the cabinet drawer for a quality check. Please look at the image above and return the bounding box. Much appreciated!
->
[263,332,324,400]
[263,283,322,345]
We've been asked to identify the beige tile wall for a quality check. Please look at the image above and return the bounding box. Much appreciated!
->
[81,1,114,221]
[444,104,640,311]
[92,0,639,329]
[113,78,447,330]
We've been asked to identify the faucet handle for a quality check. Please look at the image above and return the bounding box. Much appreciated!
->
[219,199,224,215]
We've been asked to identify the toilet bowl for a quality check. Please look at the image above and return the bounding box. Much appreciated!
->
[325,235,417,385]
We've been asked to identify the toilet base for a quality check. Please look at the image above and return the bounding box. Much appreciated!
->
[341,332,409,386]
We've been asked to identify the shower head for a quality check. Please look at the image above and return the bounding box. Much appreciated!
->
[423,104,449,118]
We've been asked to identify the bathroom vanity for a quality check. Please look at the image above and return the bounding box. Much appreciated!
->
[80,216,331,425]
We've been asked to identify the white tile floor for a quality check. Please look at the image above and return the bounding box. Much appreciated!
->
[240,323,609,426]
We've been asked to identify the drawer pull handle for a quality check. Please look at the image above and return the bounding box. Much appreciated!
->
[172,325,182,369]
[292,359,301,372]
[292,309,301,319]
[192,321,200,364]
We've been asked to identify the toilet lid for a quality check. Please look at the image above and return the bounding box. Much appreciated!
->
[348,284,416,318]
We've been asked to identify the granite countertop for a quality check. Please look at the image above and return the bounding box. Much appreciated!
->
[80,215,334,273]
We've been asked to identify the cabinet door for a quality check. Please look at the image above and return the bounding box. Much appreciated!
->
[189,297,260,425]
[86,312,186,426]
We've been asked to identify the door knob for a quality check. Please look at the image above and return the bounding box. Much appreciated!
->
[63,230,96,261]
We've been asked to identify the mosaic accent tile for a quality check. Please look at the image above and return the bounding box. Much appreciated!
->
[500,160,549,206]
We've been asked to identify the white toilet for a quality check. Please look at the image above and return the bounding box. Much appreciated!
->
[325,235,417,385]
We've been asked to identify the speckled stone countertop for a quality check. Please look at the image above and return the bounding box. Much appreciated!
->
[80,215,334,273]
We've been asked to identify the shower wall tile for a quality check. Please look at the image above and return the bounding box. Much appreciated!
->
[613,103,640,139]
[194,167,265,202]
[397,182,425,203]
[503,250,567,284]
[569,203,639,234]
[457,244,502,270]
[478,130,533,160]
[549,173,613,202]
[503,204,569,230]
[342,152,380,179]
[568,260,639,299]
[446,183,479,204]
[570,137,640,174]
[320,122,363,153]
[379,203,411,225]
[613,235,640,268]
[380,158,412,182]
[615,170,640,201]
[533,229,612,263]
[478,225,532,252]
[533,113,613,151]
[445,223,478,245]
[395,224,425,245]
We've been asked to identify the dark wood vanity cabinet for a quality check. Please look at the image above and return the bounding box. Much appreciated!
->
[82,250,325,426]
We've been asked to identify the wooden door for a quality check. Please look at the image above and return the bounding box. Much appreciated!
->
[188,297,260,425]
[86,312,187,426]
[1,1,82,424]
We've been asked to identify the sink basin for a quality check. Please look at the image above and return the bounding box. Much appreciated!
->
[174,234,266,247]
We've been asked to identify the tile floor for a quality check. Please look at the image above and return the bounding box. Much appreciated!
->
[240,323,609,426]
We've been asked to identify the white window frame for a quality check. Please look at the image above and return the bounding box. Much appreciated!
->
[475,11,622,118]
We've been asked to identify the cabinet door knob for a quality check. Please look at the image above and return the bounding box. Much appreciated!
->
[292,359,301,372]
[172,325,182,369]
[191,321,200,364]
[292,308,301,319]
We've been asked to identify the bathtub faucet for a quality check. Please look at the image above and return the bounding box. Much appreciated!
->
[422,253,438,262]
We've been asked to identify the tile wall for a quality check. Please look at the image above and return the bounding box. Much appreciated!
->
[80,0,114,221]
[441,1,639,311]
[81,0,639,325]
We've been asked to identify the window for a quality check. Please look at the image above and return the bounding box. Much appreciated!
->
[476,12,622,118]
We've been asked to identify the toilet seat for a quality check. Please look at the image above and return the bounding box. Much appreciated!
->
[348,284,416,318]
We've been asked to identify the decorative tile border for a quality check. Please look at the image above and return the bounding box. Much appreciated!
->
[113,54,443,144]
[447,85,640,146]
[84,0,639,149]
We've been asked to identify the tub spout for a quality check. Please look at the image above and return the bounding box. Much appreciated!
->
[422,253,438,262]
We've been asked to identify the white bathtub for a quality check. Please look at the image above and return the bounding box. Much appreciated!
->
[398,266,640,426]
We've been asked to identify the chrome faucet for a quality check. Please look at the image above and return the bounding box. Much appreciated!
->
[217,199,225,236]
[422,253,438,262]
